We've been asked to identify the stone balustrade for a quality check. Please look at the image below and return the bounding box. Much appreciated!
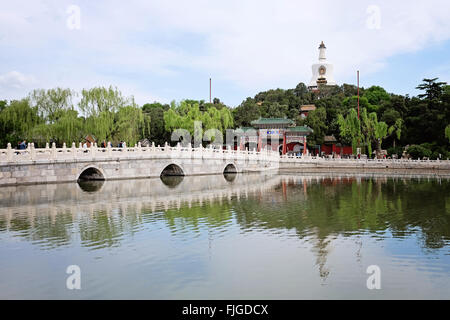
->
[0,142,280,164]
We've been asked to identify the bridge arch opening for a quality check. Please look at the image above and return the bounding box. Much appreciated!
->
[223,163,238,174]
[78,167,105,181]
[160,175,184,188]
[160,164,185,177]
[78,180,104,193]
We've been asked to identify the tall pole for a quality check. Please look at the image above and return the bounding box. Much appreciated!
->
[357,70,360,158]
[357,70,360,119]
[209,78,212,103]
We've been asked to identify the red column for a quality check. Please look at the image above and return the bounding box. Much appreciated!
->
[282,131,287,155]
[239,136,244,151]
[303,136,307,155]
[257,131,262,152]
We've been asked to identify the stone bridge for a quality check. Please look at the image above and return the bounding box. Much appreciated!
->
[0,142,280,186]
[2,142,450,186]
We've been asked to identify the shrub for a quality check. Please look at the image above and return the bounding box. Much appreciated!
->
[407,144,432,159]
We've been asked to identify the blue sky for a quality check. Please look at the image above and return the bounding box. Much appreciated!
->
[0,0,449,107]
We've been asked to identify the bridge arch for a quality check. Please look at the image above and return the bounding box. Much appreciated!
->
[78,165,106,181]
[223,163,238,174]
[160,163,185,177]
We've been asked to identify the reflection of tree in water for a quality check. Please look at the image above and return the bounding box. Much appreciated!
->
[0,176,449,259]
[232,176,450,280]
[164,202,234,235]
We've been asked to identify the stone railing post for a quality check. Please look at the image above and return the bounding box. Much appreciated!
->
[107,142,112,157]
[52,142,57,160]
[90,143,96,158]
[45,143,50,158]
[6,143,13,162]
[30,143,36,160]
[122,142,127,155]
[164,142,169,154]
[72,142,76,159]
[198,144,203,159]
[62,143,67,156]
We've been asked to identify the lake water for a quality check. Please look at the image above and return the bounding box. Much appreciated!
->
[0,172,449,299]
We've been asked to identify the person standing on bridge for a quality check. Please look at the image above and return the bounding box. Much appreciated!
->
[18,140,27,150]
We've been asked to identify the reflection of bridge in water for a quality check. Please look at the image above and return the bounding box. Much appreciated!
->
[1,172,449,283]
[1,172,447,231]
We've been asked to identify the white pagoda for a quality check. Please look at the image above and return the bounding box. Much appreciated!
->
[308,41,337,89]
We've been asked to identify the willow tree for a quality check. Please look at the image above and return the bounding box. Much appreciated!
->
[113,106,150,146]
[30,109,85,146]
[80,86,135,142]
[0,99,42,146]
[337,108,362,154]
[360,109,375,157]
[164,102,203,145]
[164,101,234,146]
[446,125,450,143]
[29,88,75,123]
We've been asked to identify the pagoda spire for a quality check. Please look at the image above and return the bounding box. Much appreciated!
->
[319,41,326,60]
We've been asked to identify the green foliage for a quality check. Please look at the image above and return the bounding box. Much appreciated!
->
[29,88,74,123]
[387,146,403,158]
[337,108,361,154]
[143,102,170,146]
[31,109,85,146]
[363,86,390,105]
[416,78,447,100]
[407,144,432,159]
[305,107,327,145]
[114,106,149,146]
[0,99,42,147]
[232,98,261,128]
[79,86,134,117]
[164,100,234,146]
[0,78,448,154]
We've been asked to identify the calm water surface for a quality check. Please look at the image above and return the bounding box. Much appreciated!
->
[0,173,449,299]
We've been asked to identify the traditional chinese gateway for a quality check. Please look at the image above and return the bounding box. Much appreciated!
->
[237,118,313,156]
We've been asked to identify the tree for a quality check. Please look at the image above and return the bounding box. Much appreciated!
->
[364,86,390,105]
[232,98,261,128]
[80,86,135,142]
[31,109,85,146]
[142,102,170,146]
[337,108,362,154]
[305,107,327,146]
[416,78,446,101]
[373,119,388,156]
[114,106,149,146]
[164,101,233,146]
[79,86,134,117]
[0,99,42,147]
[446,125,450,143]
[29,88,75,123]
[387,118,403,148]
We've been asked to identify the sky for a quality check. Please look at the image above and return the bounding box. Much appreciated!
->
[0,0,449,107]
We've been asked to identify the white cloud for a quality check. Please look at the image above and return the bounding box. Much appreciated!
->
[0,71,36,90]
[0,0,449,104]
